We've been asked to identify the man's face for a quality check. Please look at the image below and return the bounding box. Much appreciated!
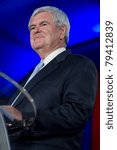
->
[29,12,66,54]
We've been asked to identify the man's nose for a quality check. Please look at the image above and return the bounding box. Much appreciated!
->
[35,25,41,32]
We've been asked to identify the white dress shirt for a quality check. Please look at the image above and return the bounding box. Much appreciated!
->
[42,47,66,67]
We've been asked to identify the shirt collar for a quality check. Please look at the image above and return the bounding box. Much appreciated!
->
[43,47,66,66]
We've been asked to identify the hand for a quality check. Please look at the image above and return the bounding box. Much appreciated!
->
[1,105,22,121]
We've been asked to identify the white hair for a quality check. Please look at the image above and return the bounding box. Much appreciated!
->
[28,6,70,44]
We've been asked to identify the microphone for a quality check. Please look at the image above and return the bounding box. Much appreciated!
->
[0,71,37,134]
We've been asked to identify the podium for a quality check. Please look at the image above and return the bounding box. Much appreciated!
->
[0,112,11,150]
[0,71,37,150]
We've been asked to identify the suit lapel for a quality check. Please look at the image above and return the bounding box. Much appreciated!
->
[13,50,71,107]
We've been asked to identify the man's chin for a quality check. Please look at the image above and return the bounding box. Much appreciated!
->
[33,43,43,49]
[33,46,43,52]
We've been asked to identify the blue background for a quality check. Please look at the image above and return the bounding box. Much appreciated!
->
[0,1,100,150]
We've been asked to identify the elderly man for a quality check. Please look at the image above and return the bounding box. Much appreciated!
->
[1,6,97,150]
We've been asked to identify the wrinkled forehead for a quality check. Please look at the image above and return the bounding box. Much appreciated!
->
[30,11,54,24]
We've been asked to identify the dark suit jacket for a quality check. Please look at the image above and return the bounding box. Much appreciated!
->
[9,50,98,150]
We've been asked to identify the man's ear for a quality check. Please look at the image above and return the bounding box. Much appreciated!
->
[59,25,67,40]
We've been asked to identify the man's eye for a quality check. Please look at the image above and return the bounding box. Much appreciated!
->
[30,27,35,31]
[41,22,48,26]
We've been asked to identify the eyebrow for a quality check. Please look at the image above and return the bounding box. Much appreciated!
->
[29,20,50,30]
[40,20,49,25]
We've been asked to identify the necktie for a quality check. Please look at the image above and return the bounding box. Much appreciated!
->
[11,61,44,106]
[27,61,44,83]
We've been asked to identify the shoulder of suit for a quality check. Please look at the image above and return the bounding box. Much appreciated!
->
[68,53,94,65]
[66,53,97,77]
